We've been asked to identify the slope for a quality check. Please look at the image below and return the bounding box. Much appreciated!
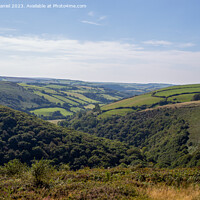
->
[0,105,145,169]
[0,77,171,120]
[0,81,50,111]
[61,100,200,168]
[101,84,200,117]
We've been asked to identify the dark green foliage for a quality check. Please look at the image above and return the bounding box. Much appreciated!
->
[0,105,145,169]
[61,106,200,168]
[2,159,27,176]
[31,159,54,187]
[192,93,200,101]
[93,103,101,113]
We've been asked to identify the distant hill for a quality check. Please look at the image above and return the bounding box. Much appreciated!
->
[0,76,171,97]
[0,81,50,111]
[0,105,146,169]
[100,84,200,117]
[0,76,171,119]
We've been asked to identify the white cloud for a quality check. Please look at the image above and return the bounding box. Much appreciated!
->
[84,12,107,25]
[143,40,173,46]
[98,16,107,21]
[178,43,195,48]
[143,40,196,49]
[0,35,199,84]
[0,27,17,33]
[81,20,101,26]
[88,11,94,17]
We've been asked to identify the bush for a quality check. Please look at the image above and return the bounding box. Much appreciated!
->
[3,159,27,176]
[192,93,200,101]
[59,163,70,171]
[31,159,55,187]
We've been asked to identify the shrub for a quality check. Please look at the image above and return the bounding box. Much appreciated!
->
[3,159,27,176]
[59,163,70,171]
[192,93,200,101]
[31,159,55,187]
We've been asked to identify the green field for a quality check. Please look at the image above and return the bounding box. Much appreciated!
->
[17,82,127,119]
[65,92,99,103]
[53,95,79,105]
[101,84,200,117]
[101,94,120,100]
[44,84,67,89]
[168,93,195,102]
[70,107,82,112]
[102,93,163,111]
[84,104,95,109]
[30,107,73,117]
[0,77,173,120]
[63,93,88,104]
[34,91,64,104]
[18,82,124,119]
[154,87,200,97]
[19,83,57,94]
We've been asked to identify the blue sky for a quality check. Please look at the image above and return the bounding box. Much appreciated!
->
[0,0,200,84]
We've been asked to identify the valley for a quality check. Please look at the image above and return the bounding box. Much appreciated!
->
[0,76,171,120]
[0,78,199,199]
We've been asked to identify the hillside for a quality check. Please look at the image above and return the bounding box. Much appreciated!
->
[0,76,171,120]
[0,81,50,111]
[18,82,124,119]
[0,84,200,199]
[101,84,200,117]
[0,105,146,169]
[0,76,171,97]
[60,95,200,168]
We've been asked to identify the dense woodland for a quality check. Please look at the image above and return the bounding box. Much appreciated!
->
[0,105,146,169]
[60,105,200,168]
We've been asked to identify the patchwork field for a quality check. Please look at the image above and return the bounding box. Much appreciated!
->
[30,107,73,117]
[17,82,128,119]
[0,77,172,119]
[101,84,200,117]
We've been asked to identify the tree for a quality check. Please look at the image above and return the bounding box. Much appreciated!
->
[93,104,101,113]
[192,93,200,101]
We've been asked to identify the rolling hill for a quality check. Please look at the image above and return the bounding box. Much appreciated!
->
[0,76,171,119]
[0,105,146,169]
[100,84,200,117]
[0,81,50,111]
[0,83,200,199]
[60,84,200,168]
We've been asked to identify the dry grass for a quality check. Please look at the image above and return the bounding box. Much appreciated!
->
[140,186,200,200]
[1,167,200,200]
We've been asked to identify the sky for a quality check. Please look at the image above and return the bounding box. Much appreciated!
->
[0,0,200,84]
